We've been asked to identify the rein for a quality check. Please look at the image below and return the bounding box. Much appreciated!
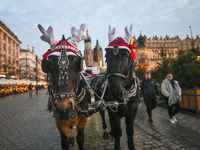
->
[75,71,138,117]
[73,38,138,116]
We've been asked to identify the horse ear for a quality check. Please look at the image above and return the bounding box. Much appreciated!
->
[42,59,51,73]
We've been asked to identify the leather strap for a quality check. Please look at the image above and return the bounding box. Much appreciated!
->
[107,73,127,80]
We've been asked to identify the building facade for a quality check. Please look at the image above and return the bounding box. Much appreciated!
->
[84,30,103,72]
[0,20,21,79]
[20,46,46,81]
[135,33,200,70]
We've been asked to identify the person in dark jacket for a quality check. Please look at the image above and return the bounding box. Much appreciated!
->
[140,71,159,123]
[29,83,33,97]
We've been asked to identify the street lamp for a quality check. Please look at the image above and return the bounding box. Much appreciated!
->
[196,56,200,62]
[36,55,38,95]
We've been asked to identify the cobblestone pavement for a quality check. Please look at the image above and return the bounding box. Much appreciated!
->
[0,90,200,150]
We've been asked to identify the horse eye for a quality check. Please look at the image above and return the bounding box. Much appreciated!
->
[124,55,128,59]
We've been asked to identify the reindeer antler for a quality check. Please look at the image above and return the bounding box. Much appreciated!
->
[38,24,57,48]
[123,24,134,44]
[108,25,116,43]
[68,23,87,48]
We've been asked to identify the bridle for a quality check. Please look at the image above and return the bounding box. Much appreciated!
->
[107,73,127,80]
[106,37,131,82]
[48,35,82,101]
[45,35,83,121]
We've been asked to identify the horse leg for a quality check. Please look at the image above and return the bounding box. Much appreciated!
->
[99,110,109,140]
[125,107,138,150]
[69,126,74,147]
[55,119,70,150]
[76,118,87,150]
[108,111,122,150]
[108,114,115,138]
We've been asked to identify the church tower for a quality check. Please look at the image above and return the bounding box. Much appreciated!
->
[93,40,103,68]
[84,30,94,67]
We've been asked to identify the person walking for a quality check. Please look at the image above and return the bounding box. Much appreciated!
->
[140,71,159,123]
[29,83,33,97]
[161,73,182,124]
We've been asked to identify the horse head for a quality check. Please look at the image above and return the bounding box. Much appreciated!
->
[38,24,86,120]
[105,24,136,101]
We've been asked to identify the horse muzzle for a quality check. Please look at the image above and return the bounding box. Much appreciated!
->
[55,100,77,121]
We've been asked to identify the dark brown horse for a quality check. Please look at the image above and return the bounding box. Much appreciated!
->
[38,24,90,150]
[92,25,139,150]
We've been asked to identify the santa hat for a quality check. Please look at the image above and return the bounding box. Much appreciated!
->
[38,24,86,59]
[105,25,137,60]
[42,38,80,59]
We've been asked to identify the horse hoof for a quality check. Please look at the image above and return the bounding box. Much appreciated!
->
[103,132,109,140]
[109,131,114,138]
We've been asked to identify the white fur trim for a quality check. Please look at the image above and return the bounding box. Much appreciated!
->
[47,51,80,60]
[108,25,116,43]
[105,46,131,53]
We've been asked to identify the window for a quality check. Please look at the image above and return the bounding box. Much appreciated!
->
[3,33,6,40]
[8,37,10,43]
[16,69,18,75]
[3,54,5,61]
[140,53,144,58]
[16,51,18,57]
[12,59,15,65]
[16,60,18,66]
[3,43,6,51]
[12,49,14,56]
[8,46,10,53]
[3,66,6,72]
[12,41,15,47]
[8,57,10,64]
[16,44,18,49]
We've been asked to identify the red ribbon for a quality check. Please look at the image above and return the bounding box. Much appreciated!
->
[129,44,137,60]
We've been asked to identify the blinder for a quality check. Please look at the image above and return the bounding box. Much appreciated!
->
[42,58,51,73]
[77,57,83,72]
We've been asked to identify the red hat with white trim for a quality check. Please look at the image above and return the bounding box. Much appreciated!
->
[42,38,80,59]
[38,23,86,59]
[105,25,137,60]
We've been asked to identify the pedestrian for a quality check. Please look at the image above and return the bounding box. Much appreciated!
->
[161,73,182,124]
[140,71,159,123]
[29,83,33,97]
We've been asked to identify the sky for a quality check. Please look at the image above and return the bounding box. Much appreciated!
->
[1,0,200,60]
